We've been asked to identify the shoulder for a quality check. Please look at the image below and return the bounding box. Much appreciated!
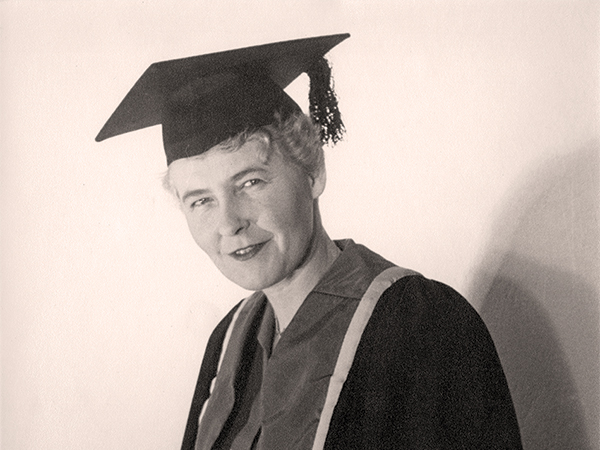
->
[204,299,245,353]
[363,274,496,358]
[355,273,510,398]
[337,274,521,448]
[205,291,266,352]
[377,274,483,327]
[180,298,248,450]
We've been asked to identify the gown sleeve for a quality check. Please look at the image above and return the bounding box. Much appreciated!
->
[326,275,522,449]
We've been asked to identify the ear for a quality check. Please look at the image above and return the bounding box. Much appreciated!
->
[310,164,327,199]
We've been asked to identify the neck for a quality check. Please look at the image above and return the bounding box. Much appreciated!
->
[263,214,340,333]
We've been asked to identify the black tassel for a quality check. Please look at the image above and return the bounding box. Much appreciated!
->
[307,57,345,145]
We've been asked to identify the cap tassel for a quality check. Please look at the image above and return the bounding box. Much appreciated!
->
[307,57,345,145]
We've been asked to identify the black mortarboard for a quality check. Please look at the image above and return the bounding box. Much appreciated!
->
[96,33,350,165]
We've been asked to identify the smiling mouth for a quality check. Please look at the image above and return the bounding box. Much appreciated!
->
[229,242,267,261]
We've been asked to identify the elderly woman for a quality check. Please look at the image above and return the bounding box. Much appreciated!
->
[97,34,522,450]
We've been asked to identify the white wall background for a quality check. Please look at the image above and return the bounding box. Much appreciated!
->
[1,1,598,449]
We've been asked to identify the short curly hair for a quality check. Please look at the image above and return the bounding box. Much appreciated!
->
[163,112,324,197]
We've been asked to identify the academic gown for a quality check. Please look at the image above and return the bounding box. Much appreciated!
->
[182,240,522,449]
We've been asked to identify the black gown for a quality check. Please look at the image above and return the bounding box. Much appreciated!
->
[182,240,522,449]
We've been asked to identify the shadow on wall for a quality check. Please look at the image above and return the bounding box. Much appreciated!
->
[469,143,599,450]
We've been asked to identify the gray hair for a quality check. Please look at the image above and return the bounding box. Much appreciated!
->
[163,113,324,198]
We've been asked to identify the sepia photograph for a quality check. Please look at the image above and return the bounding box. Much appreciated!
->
[1,1,598,449]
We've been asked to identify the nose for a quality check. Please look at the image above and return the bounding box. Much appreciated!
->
[217,197,249,236]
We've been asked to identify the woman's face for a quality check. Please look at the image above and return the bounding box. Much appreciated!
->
[168,139,324,291]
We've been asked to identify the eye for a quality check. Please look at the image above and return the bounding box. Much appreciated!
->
[189,197,211,209]
[242,178,263,188]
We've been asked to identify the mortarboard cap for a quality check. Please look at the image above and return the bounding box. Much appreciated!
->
[96,33,350,165]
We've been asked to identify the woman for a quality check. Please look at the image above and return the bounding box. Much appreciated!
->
[97,34,522,449]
